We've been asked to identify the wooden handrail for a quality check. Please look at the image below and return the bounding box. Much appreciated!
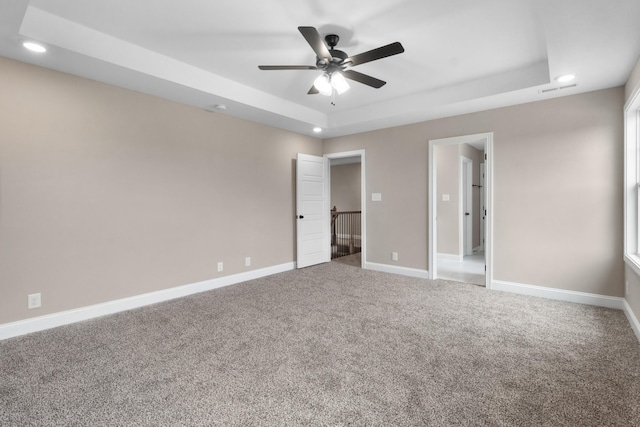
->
[332,210,362,215]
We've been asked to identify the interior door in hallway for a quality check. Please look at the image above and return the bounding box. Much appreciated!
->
[296,153,330,268]
[462,156,473,256]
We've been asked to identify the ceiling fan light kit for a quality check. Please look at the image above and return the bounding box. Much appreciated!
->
[314,72,350,96]
[258,26,404,96]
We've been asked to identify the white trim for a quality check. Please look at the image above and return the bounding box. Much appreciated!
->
[0,262,295,341]
[624,86,640,263]
[325,149,366,266]
[364,261,430,279]
[492,280,625,309]
[437,253,463,262]
[625,254,640,279]
[623,299,640,342]
[428,132,494,289]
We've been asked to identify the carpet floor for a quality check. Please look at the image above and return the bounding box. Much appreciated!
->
[1,261,639,426]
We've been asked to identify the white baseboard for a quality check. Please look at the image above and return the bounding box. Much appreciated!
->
[437,253,463,262]
[492,280,625,309]
[364,262,430,279]
[0,262,295,341]
[623,299,640,342]
[5,264,636,343]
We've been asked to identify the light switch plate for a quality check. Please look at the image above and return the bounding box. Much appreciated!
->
[442,194,450,201]
[372,193,382,202]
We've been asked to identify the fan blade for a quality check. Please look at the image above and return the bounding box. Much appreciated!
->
[298,26,332,61]
[307,85,319,95]
[258,65,318,70]
[342,70,386,88]
[345,42,405,67]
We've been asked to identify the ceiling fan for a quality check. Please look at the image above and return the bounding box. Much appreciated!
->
[258,26,405,96]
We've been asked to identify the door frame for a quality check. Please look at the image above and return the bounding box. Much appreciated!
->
[325,149,366,267]
[428,133,494,288]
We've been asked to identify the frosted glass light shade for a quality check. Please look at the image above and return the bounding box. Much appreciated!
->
[331,72,350,94]
[313,73,332,96]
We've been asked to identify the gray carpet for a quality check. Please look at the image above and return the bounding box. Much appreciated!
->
[1,261,639,426]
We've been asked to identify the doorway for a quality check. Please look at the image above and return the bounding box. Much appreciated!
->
[428,133,493,288]
[325,150,366,268]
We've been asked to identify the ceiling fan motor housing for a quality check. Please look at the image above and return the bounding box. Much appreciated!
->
[316,34,348,70]
[325,34,339,48]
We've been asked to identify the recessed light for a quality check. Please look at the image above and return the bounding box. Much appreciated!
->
[23,41,47,53]
[313,127,322,133]
[555,74,575,83]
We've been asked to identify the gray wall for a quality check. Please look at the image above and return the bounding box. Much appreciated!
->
[0,57,322,324]
[436,144,460,256]
[324,87,624,297]
[330,163,361,212]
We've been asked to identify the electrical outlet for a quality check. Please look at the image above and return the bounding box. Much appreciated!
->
[392,252,398,261]
[217,262,224,272]
[28,293,41,309]
[245,257,251,267]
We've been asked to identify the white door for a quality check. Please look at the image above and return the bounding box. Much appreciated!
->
[462,157,473,256]
[480,162,486,252]
[296,153,330,268]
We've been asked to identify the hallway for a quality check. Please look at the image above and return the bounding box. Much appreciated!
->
[438,252,485,286]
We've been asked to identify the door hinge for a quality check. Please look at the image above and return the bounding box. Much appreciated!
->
[484,153,487,160]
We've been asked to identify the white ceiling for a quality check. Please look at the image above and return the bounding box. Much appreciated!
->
[1,0,639,138]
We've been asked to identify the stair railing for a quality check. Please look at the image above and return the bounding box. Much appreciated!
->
[331,206,362,259]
